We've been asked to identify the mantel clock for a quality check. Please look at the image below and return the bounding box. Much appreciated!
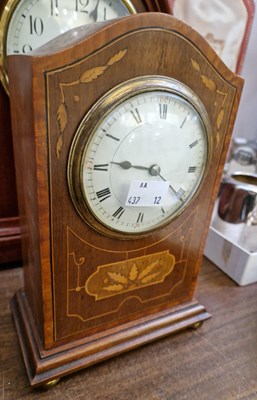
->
[8,13,243,387]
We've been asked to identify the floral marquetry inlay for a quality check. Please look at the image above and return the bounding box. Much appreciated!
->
[191,58,228,149]
[86,251,175,300]
[56,49,127,158]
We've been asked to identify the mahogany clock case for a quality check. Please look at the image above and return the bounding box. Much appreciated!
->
[8,13,243,386]
[0,0,171,268]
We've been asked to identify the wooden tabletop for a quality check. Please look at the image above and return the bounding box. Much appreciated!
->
[1,257,257,399]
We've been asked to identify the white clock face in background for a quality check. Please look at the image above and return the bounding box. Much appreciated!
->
[5,0,134,55]
[69,77,211,236]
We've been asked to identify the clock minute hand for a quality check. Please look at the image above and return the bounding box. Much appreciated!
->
[158,172,184,203]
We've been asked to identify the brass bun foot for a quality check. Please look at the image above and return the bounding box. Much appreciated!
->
[42,378,60,389]
[191,321,203,330]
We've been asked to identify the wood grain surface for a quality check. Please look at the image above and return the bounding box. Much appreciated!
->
[1,258,257,399]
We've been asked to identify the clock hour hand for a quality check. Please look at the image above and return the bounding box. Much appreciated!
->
[111,161,164,175]
[111,161,149,171]
[89,0,101,22]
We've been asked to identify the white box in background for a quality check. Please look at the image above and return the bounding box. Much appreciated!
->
[204,224,257,286]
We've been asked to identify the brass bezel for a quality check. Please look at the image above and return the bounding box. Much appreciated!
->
[68,75,213,240]
[0,0,136,94]
[0,0,18,92]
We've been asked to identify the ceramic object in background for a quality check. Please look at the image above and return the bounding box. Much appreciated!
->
[170,0,255,73]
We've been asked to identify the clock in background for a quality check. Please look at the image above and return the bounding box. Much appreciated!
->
[0,0,136,92]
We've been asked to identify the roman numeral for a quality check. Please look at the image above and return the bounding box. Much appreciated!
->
[180,116,187,128]
[51,0,59,16]
[93,164,109,171]
[112,206,125,219]
[159,103,168,120]
[131,108,142,124]
[106,133,120,141]
[188,166,197,173]
[136,212,144,223]
[189,140,199,149]
[177,187,185,198]
[96,188,111,202]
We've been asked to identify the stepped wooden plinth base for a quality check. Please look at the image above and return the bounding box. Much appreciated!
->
[11,289,210,387]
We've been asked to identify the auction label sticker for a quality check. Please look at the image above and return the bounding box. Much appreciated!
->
[125,180,169,206]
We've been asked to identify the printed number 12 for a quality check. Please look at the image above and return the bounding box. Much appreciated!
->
[154,196,161,204]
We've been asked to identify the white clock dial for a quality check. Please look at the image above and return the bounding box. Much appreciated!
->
[68,76,211,236]
[5,0,134,55]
